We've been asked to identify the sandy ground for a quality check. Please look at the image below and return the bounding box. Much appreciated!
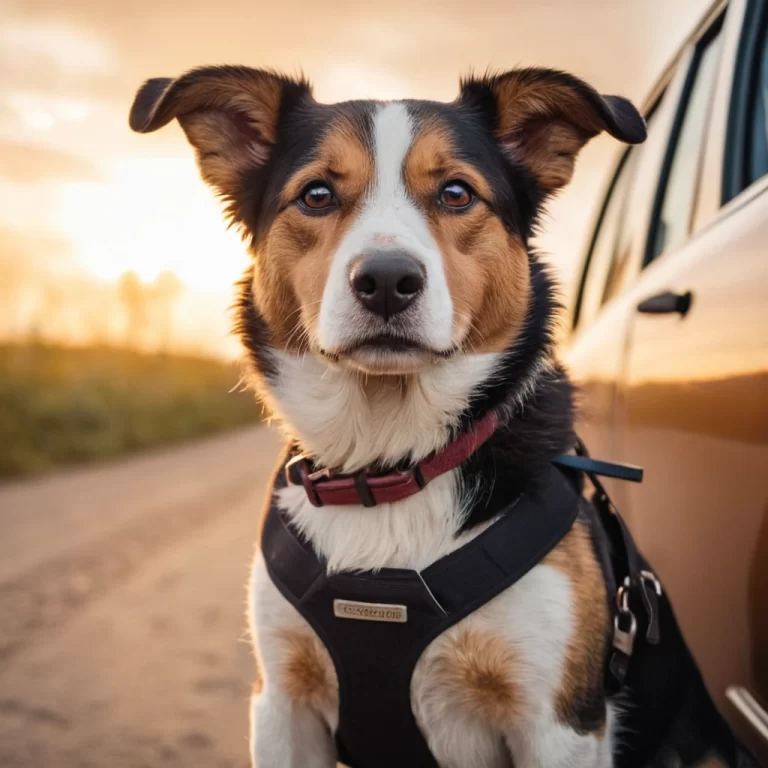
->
[0,425,282,768]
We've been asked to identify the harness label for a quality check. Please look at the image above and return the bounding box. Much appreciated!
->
[333,599,408,623]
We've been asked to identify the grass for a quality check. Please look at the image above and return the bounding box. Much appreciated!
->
[0,342,262,478]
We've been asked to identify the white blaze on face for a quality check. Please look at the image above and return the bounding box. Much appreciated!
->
[317,102,454,352]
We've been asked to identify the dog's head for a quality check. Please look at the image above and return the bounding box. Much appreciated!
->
[130,67,644,377]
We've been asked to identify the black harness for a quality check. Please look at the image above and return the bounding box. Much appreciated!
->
[264,463,579,768]
[262,449,748,768]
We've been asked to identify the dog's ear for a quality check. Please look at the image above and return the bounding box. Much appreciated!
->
[129,66,312,198]
[460,68,646,193]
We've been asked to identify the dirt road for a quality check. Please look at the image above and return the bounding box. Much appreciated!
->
[0,425,282,768]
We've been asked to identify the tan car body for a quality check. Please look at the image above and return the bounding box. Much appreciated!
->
[565,0,768,761]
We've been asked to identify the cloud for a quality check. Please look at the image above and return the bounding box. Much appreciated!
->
[0,141,103,182]
[1,19,116,73]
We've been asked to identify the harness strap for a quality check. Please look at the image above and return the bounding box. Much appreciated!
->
[555,443,662,693]
[418,471,578,618]
[552,454,643,483]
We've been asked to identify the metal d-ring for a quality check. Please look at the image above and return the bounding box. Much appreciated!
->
[613,584,637,657]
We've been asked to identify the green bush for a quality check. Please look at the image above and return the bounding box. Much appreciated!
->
[0,343,261,478]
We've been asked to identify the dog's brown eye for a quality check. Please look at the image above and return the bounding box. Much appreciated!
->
[300,183,335,211]
[439,181,474,210]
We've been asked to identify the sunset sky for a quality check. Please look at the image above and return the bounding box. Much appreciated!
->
[1,0,711,357]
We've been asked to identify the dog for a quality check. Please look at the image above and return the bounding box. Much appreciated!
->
[129,66,748,768]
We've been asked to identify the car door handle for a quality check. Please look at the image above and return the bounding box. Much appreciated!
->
[637,290,693,316]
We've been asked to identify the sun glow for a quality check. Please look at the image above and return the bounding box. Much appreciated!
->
[54,157,249,290]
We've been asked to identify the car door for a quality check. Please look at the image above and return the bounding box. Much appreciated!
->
[617,0,768,760]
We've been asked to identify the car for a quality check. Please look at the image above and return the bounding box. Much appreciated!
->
[564,0,768,762]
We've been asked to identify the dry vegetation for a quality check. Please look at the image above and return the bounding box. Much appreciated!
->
[0,343,261,478]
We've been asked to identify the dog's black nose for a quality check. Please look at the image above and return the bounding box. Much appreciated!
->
[350,251,425,321]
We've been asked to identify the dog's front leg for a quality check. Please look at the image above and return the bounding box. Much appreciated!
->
[249,553,338,768]
[250,687,336,768]
[502,708,615,768]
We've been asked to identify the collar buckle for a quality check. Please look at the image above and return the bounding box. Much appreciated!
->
[285,455,423,508]
[285,455,325,507]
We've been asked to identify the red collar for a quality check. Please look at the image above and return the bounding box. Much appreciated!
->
[285,410,498,507]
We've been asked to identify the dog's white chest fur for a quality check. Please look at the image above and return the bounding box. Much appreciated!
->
[277,473,471,572]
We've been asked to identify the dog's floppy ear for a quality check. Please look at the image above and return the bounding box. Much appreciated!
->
[129,66,312,197]
[460,68,646,193]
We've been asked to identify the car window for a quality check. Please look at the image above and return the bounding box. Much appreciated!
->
[599,149,643,307]
[648,24,723,263]
[573,150,635,330]
[723,1,768,202]
[573,96,667,329]
[747,14,768,185]
[600,106,663,305]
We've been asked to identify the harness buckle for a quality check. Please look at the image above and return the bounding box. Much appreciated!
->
[609,569,663,689]
[608,585,637,691]
[613,617,637,657]
[613,590,637,657]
